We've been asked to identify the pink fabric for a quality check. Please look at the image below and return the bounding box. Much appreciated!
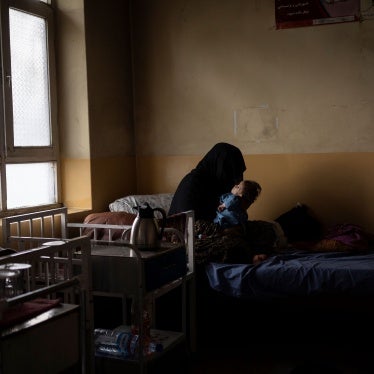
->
[0,298,61,329]
[83,212,136,240]
[323,223,372,249]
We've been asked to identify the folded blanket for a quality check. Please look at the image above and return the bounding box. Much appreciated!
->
[0,298,62,329]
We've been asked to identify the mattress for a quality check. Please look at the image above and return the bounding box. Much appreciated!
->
[206,250,374,299]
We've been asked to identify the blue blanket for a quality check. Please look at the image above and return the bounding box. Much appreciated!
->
[206,251,374,299]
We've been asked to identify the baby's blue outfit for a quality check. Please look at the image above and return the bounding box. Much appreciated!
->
[214,193,248,228]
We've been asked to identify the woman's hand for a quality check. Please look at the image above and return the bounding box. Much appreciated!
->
[253,254,268,265]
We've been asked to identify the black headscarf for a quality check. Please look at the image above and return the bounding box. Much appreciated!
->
[169,143,246,220]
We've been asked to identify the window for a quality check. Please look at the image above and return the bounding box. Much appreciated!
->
[0,0,60,215]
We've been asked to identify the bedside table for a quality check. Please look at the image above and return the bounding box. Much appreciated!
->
[89,241,194,373]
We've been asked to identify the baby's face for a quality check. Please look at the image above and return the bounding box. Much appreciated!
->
[231,181,245,196]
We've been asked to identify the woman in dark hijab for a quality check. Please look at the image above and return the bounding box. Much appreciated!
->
[169,142,278,265]
[169,142,246,221]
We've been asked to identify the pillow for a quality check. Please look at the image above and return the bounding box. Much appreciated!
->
[82,211,188,244]
[109,193,174,215]
[83,212,136,241]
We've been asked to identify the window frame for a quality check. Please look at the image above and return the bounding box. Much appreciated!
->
[0,0,61,216]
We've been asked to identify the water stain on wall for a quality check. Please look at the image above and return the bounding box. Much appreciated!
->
[234,105,278,143]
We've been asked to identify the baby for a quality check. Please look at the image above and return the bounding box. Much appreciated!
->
[214,180,269,265]
[214,180,262,229]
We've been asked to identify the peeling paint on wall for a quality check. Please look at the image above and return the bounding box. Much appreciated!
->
[234,105,278,143]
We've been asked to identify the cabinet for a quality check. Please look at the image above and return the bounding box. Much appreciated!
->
[89,241,193,373]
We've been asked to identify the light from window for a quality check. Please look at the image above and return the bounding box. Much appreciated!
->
[9,9,50,147]
[6,163,57,209]
[1,0,59,212]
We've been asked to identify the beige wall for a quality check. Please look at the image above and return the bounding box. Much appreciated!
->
[56,0,136,213]
[55,1,374,232]
[131,1,374,232]
[84,0,136,211]
[137,152,374,232]
[131,0,374,156]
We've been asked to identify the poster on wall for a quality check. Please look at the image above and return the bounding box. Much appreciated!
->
[275,0,361,29]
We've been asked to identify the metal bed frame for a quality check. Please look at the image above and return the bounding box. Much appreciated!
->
[0,236,93,374]
[1,206,196,373]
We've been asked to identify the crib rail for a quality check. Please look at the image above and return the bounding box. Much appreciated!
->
[68,222,132,242]
[0,236,91,309]
[0,236,93,374]
[2,207,68,250]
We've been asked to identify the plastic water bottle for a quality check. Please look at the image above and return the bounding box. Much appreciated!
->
[128,334,163,357]
[94,328,163,359]
[94,328,132,358]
